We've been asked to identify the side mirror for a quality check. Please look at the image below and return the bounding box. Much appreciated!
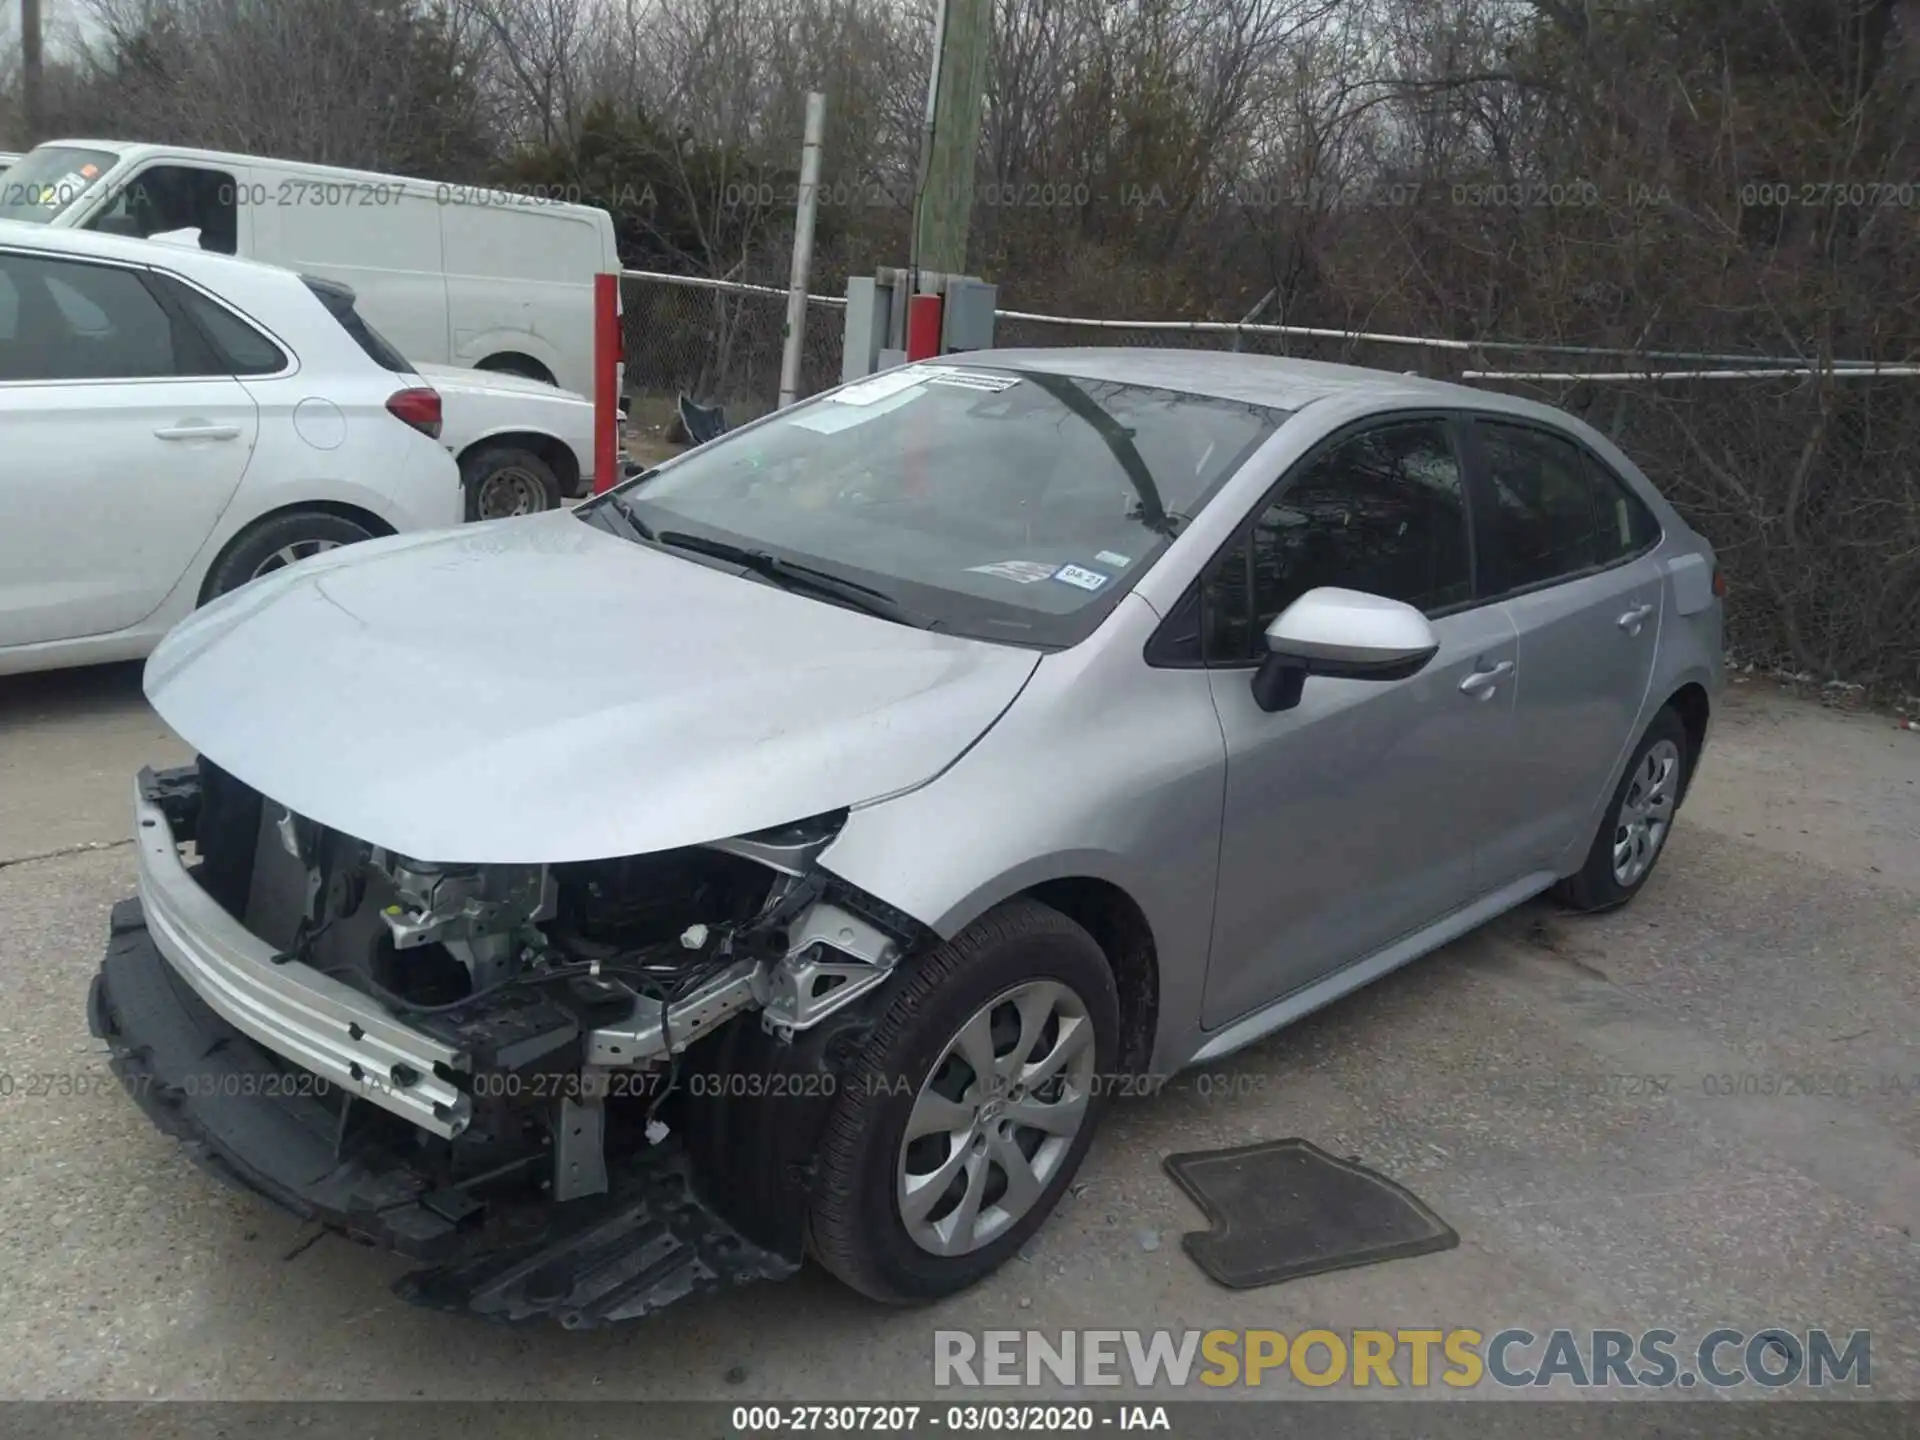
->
[1251,587,1440,713]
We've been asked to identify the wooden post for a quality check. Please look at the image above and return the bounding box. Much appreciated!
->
[911,0,990,279]
[21,0,45,144]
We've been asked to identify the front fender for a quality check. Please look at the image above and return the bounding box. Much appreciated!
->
[815,597,1227,1074]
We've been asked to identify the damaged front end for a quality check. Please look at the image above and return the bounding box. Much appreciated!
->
[91,760,921,1327]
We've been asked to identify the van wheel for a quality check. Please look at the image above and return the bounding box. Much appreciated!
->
[1554,706,1691,912]
[806,899,1117,1304]
[201,511,377,602]
[463,446,561,521]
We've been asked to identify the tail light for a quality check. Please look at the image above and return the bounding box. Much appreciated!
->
[386,387,443,440]
[1711,563,1727,598]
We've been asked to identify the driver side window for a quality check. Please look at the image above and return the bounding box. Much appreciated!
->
[1202,420,1473,663]
[85,164,239,254]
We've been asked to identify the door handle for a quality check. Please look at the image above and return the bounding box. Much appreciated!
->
[1459,660,1514,697]
[154,424,241,441]
[1617,602,1655,635]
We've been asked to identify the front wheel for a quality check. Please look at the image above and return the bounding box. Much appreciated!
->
[462,445,562,521]
[1554,705,1691,912]
[807,899,1118,1303]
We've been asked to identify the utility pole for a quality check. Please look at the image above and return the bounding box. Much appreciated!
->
[910,0,990,280]
[778,91,827,409]
[20,0,44,144]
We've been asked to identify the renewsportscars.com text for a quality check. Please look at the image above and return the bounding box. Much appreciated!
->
[933,1327,1871,1391]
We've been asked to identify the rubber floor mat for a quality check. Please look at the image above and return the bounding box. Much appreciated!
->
[1163,1138,1458,1289]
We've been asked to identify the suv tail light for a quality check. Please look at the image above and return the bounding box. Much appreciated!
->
[386,387,443,440]
[1711,563,1727,598]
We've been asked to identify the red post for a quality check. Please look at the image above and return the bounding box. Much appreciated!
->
[905,292,944,362]
[592,273,622,495]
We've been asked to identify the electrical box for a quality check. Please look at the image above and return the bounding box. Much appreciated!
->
[841,277,889,385]
[942,277,998,352]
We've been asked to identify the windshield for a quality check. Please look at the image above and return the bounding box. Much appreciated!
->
[600,364,1288,648]
[0,146,121,224]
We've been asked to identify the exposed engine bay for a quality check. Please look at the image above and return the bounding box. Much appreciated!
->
[106,759,929,1323]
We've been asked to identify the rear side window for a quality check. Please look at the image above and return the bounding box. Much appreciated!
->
[0,251,188,380]
[301,276,411,372]
[1201,419,1473,662]
[153,276,288,375]
[1473,421,1655,592]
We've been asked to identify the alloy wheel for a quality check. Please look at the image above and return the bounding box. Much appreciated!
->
[1612,738,1681,887]
[896,979,1097,1257]
[249,538,341,580]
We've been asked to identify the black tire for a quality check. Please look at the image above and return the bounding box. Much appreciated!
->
[461,445,562,521]
[201,510,377,603]
[1553,705,1692,912]
[807,899,1119,1304]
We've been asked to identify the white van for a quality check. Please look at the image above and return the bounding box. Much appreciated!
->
[0,141,619,396]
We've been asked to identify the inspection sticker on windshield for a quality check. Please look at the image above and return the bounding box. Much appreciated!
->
[1052,564,1111,592]
[919,367,1020,393]
[1095,550,1133,569]
[968,560,1058,584]
[794,385,923,433]
[831,368,931,406]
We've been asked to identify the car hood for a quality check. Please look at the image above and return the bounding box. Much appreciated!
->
[144,512,1040,864]
[417,362,584,404]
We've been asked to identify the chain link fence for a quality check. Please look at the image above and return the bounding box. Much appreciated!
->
[619,271,844,448]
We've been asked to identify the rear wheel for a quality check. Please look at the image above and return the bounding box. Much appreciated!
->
[807,899,1117,1303]
[1554,706,1690,912]
[201,510,377,602]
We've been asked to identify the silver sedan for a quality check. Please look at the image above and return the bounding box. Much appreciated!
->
[99,349,1722,1318]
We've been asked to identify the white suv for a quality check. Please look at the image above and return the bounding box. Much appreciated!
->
[0,224,463,676]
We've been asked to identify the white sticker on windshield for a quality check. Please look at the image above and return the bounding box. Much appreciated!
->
[793,385,923,433]
[830,367,930,406]
[1094,550,1133,569]
[968,560,1058,585]
[1052,564,1110,592]
[920,367,1020,393]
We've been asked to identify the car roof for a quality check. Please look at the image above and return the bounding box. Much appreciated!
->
[0,216,299,286]
[957,346,1558,423]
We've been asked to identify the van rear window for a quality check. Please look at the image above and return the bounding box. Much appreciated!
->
[300,276,411,372]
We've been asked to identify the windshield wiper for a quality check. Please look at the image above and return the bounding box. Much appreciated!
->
[1016,369,1177,537]
[654,531,927,628]
[584,487,656,542]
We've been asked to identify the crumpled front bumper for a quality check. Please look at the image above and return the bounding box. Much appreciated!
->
[129,772,473,1138]
[89,895,799,1324]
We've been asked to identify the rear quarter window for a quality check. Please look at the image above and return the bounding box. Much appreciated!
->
[301,276,411,371]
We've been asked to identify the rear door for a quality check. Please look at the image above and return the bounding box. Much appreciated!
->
[1199,415,1520,1028]
[0,247,259,646]
[1461,417,1666,881]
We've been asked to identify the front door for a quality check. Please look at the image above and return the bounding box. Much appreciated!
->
[1200,417,1519,1029]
